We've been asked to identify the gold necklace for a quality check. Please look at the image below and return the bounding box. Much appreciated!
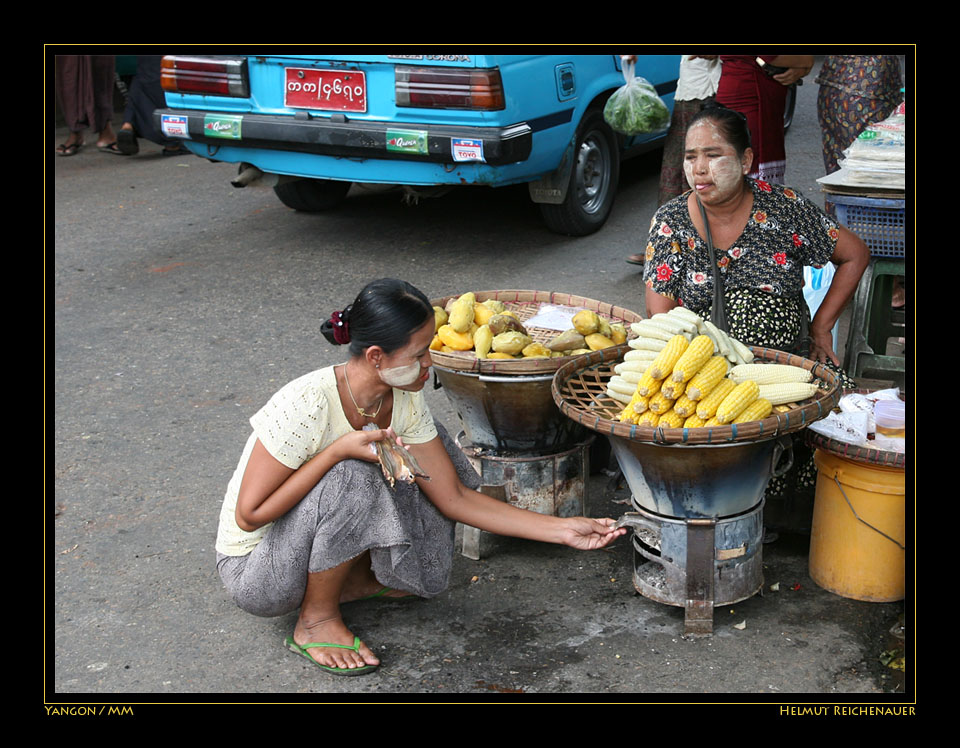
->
[340,364,383,419]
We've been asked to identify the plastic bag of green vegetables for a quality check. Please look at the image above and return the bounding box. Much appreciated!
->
[603,60,670,136]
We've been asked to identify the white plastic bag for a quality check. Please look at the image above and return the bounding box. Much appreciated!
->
[603,60,670,136]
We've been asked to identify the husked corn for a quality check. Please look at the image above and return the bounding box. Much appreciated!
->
[732,398,773,424]
[658,409,684,428]
[729,363,813,385]
[673,394,698,418]
[671,334,715,382]
[648,390,675,415]
[683,413,707,428]
[715,380,760,423]
[636,367,663,397]
[696,378,737,420]
[648,335,689,380]
[685,355,729,400]
[637,411,660,427]
[758,382,821,405]
[660,377,687,400]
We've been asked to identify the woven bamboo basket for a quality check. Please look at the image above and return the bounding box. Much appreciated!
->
[804,389,906,468]
[552,344,842,445]
[429,290,644,375]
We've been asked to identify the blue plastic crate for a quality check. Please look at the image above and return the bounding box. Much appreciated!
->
[825,194,905,258]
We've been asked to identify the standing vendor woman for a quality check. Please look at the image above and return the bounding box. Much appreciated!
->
[642,105,868,373]
[215,279,625,675]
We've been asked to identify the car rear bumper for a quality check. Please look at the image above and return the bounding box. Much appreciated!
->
[153,108,533,166]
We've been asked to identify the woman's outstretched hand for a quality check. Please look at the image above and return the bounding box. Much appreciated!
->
[559,517,627,550]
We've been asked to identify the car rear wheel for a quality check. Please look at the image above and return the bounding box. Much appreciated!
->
[539,109,620,236]
[274,178,352,212]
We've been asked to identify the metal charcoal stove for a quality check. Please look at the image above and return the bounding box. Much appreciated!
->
[433,365,594,559]
[552,344,841,635]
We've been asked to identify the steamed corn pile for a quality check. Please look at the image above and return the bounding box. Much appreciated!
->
[432,293,626,360]
[607,307,821,429]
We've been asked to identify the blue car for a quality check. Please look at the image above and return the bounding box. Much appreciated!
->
[155,54,679,235]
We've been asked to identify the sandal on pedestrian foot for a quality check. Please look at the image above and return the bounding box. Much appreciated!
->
[117,129,139,155]
[284,635,379,676]
[56,142,82,157]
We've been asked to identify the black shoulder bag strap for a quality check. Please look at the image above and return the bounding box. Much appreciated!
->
[695,194,730,334]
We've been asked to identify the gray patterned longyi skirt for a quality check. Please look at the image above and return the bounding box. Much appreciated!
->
[216,421,480,617]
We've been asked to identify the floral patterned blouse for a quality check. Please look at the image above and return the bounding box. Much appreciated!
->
[642,179,840,313]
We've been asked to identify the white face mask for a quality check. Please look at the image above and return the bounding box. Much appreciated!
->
[378,360,422,387]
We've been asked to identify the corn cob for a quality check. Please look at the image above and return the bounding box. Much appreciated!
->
[703,415,722,427]
[618,403,641,424]
[660,377,687,400]
[683,413,708,428]
[637,411,660,427]
[629,391,651,415]
[605,388,633,405]
[635,367,663,397]
[758,382,821,405]
[732,398,773,424]
[673,394,698,418]
[696,378,737,420]
[628,336,668,352]
[648,313,694,335]
[671,334,715,383]
[606,377,636,396]
[648,335,689,380]
[729,363,813,385]
[648,390,675,415]
[715,380,760,424]
[624,348,660,362]
[685,356,729,400]
[630,321,676,342]
[658,409,684,428]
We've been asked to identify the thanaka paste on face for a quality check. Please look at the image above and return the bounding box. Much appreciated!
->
[683,120,750,195]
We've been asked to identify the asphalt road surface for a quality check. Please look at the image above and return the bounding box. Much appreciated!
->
[50,55,911,708]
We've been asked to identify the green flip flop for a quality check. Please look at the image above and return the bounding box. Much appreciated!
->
[358,586,417,601]
[284,635,379,676]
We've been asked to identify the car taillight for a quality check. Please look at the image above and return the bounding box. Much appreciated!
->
[395,66,504,110]
[161,56,249,97]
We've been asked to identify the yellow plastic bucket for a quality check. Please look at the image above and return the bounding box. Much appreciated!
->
[809,449,905,602]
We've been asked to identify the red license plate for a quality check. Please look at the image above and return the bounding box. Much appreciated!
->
[284,67,367,113]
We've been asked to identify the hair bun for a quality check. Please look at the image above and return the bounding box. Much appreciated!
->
[321,309,351,346]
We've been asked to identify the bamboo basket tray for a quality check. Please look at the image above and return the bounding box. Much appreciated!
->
[428,290,644,375]
[552,344,842,445]
[804,390,906,468]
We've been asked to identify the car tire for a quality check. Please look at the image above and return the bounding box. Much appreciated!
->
[273,179,352,212]
[539,109,620,236]
[783,84,797,133]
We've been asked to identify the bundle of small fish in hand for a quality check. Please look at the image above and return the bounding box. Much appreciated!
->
[363,424,430,488]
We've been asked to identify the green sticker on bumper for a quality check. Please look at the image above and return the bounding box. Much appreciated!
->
[203,114,243,140]
[386,129,428,154]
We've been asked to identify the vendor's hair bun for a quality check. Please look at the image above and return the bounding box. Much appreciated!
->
[322,279,433,356]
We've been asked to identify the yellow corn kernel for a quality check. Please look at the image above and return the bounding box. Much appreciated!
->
[696,378,737,420]
[648,390,675,415]
[658,409,684,428]
[685,356,729,401]
[733,398,773,424]
[660,377,687,400]
[703,416,722,427]
[673,394,698,418]
[683,413,707,428]
[715,380,760,424]
[671,334,715,383]
[647,334,689,380]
